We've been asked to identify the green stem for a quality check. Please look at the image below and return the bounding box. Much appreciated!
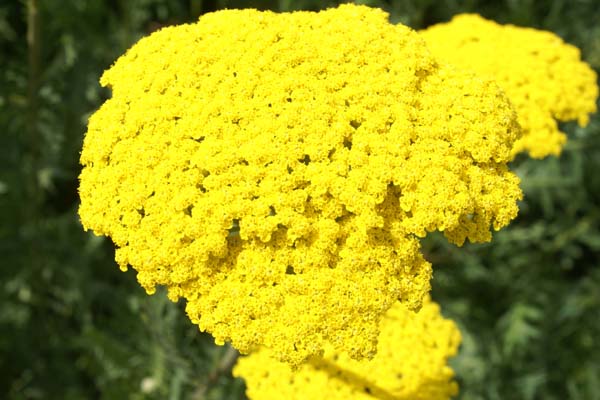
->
[192,344,240,399]
[24,0,42,268]
[27,0,40,150]
[27,0,40,111]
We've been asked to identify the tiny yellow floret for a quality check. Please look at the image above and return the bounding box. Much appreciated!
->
[421,14,599,159]
[234,297,461,400]
[79,4,521,366]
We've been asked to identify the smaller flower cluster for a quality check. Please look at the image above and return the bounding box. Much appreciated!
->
[421,14,599,159]
[234,297,461,400]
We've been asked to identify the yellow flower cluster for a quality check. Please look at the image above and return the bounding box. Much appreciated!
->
[79,4,521,366]
[234,297,461,400]
[421,14,599,159]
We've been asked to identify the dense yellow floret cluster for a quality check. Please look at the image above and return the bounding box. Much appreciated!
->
[234,297,461,400]
[421,14,599,159]
[79,4,521,366]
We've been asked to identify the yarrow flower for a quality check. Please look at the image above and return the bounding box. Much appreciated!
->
[420,14,599,159]
[78,4,521,366]
[234,297,461,400]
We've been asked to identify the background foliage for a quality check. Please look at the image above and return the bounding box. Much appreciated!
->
[1,0,598,399]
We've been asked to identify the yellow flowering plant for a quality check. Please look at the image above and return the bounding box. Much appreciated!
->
[78,4,521,366]
[234,297,461,400]
[421,14,599,159]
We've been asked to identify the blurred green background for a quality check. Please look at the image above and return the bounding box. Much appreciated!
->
[1,0,599,399]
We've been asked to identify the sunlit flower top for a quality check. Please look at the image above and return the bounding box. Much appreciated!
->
[79,4,521,366]
[421,14,598,159]
[234,297,461,400]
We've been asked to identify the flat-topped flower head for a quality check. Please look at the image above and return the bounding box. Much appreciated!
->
[234,297,461,400]
[421,14,599,159]
[79,4,521,366]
